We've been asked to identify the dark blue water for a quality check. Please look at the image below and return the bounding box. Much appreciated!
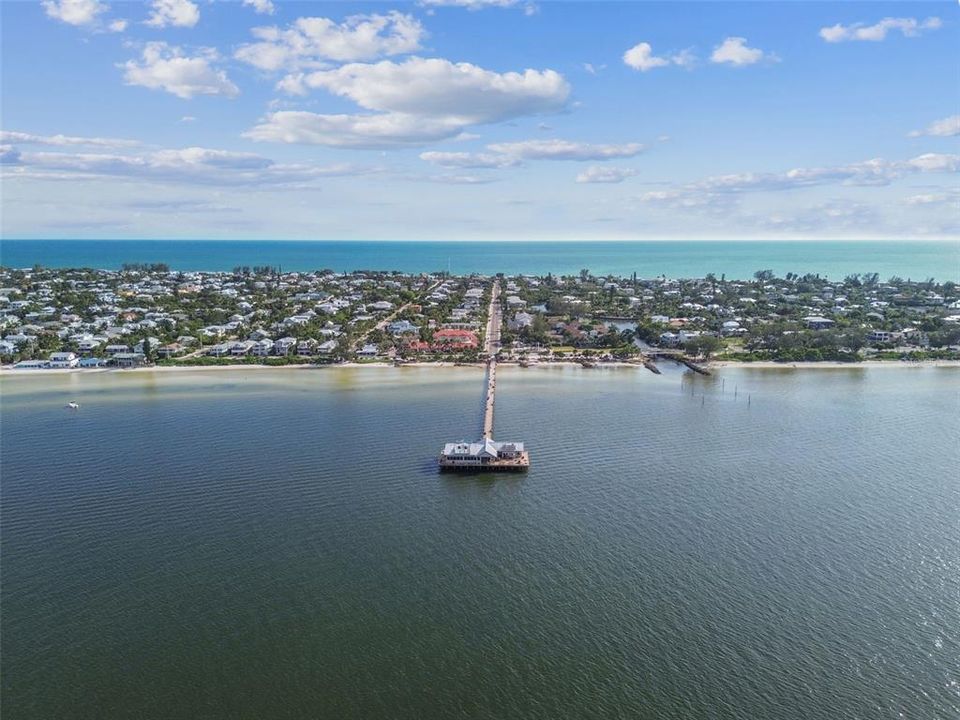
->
[2,365,959,719]
[1,239,957,281]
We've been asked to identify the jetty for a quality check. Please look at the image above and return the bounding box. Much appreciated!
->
[439,279,529,472]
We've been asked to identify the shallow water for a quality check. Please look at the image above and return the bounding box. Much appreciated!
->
[2,366,958,719]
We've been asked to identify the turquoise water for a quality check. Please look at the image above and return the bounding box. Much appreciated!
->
[1,239,957,281]
[2,365,958,719]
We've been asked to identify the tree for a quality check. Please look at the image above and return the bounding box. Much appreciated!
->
[142,337,154,363]
[684,335,721,358]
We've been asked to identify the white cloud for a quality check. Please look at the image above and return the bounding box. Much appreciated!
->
[419,151,518,169]
[235,12,425,71]
[641,153,960,211]
[0,130,140,148]
[108,18,127,32]
[907,153,960,173]
[819,17,941,43]
[909,115,960,138]
[243,0,275,15]
[145,0,199,29]
[42,0,107,27]
[623,43,669,72]
[576,166,638,184]
[710,37,777,67]
[121,43,239,99]
[1,145,380,186]
[623,43,695,72]
[179,116,196,123]
[903,191,959,207]
[244,112,466,149]
[419,0,536,13]
[248,58,570,148]
[486,139,644,161]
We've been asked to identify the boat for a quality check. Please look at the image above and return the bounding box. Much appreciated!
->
[66,402,80,409]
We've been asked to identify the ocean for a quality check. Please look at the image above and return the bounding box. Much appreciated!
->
[2,365,958,719]
[1,239,957,281]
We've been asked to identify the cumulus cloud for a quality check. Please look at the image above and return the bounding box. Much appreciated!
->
[42,0,107,26]
[819,17,941,42]
[1,145,380,187]
[145,0,199,28]
[0,130,140,148]
[576,166,638,184]
[710,37,777,66]
[909,115,960,138]
[487,139,644,161]
[242,0,275,15]
[108,18,127,32]
[235,12,425,71]
[247,58,570,148]
[623,43,695,71]
[121,43,239,99]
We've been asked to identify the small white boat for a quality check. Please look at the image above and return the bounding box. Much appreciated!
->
[66,402,80,410]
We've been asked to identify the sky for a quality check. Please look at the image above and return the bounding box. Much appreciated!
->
[0,0,957,241]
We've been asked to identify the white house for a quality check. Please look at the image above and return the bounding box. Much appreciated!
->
[49,352,79,368]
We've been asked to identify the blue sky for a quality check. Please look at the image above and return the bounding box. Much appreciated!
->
[1,0,957,240]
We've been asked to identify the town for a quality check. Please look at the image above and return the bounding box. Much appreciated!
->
[1,263,958,369]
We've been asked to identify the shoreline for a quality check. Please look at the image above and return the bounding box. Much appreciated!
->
[2,359,958,377]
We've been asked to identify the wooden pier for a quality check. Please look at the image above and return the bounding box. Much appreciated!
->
[439,279,529,472]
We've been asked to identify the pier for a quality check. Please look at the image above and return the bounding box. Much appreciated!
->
[439,279,529,472]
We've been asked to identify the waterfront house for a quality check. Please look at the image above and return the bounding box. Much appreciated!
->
[104,344,131,355]
[111,352,146,368]
[317,339,338,355]
[358,344,379,358]
[297,339,317,355]
[275,337,297,355]
[79,357,107,368]
[48,351,79,368]
[251,339,275,356]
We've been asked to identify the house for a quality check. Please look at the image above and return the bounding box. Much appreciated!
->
[251,339,275,356]
[439,439,526,467]
[111,352,147,368]
[432,328,478,350]
[231,340,256,356]
[156,343,184,358]
[358,343,379,357]
[48,351,79,368]
[104,344,131,355]
[317,339,338,355]
[804,316,835,330]
[387,319,419,336]
[868,330,900,344]
[297,339,317,355]
[79,356,107,368]
[13,359,50,369]
[0,340,16,355]
[275,337,297,355]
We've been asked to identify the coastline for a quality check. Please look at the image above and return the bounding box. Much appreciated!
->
[3,358,958,378]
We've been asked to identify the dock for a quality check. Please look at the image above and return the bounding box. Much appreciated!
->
[439,278,529,472]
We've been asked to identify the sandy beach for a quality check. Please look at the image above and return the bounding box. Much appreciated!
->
[3,358,958,378]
